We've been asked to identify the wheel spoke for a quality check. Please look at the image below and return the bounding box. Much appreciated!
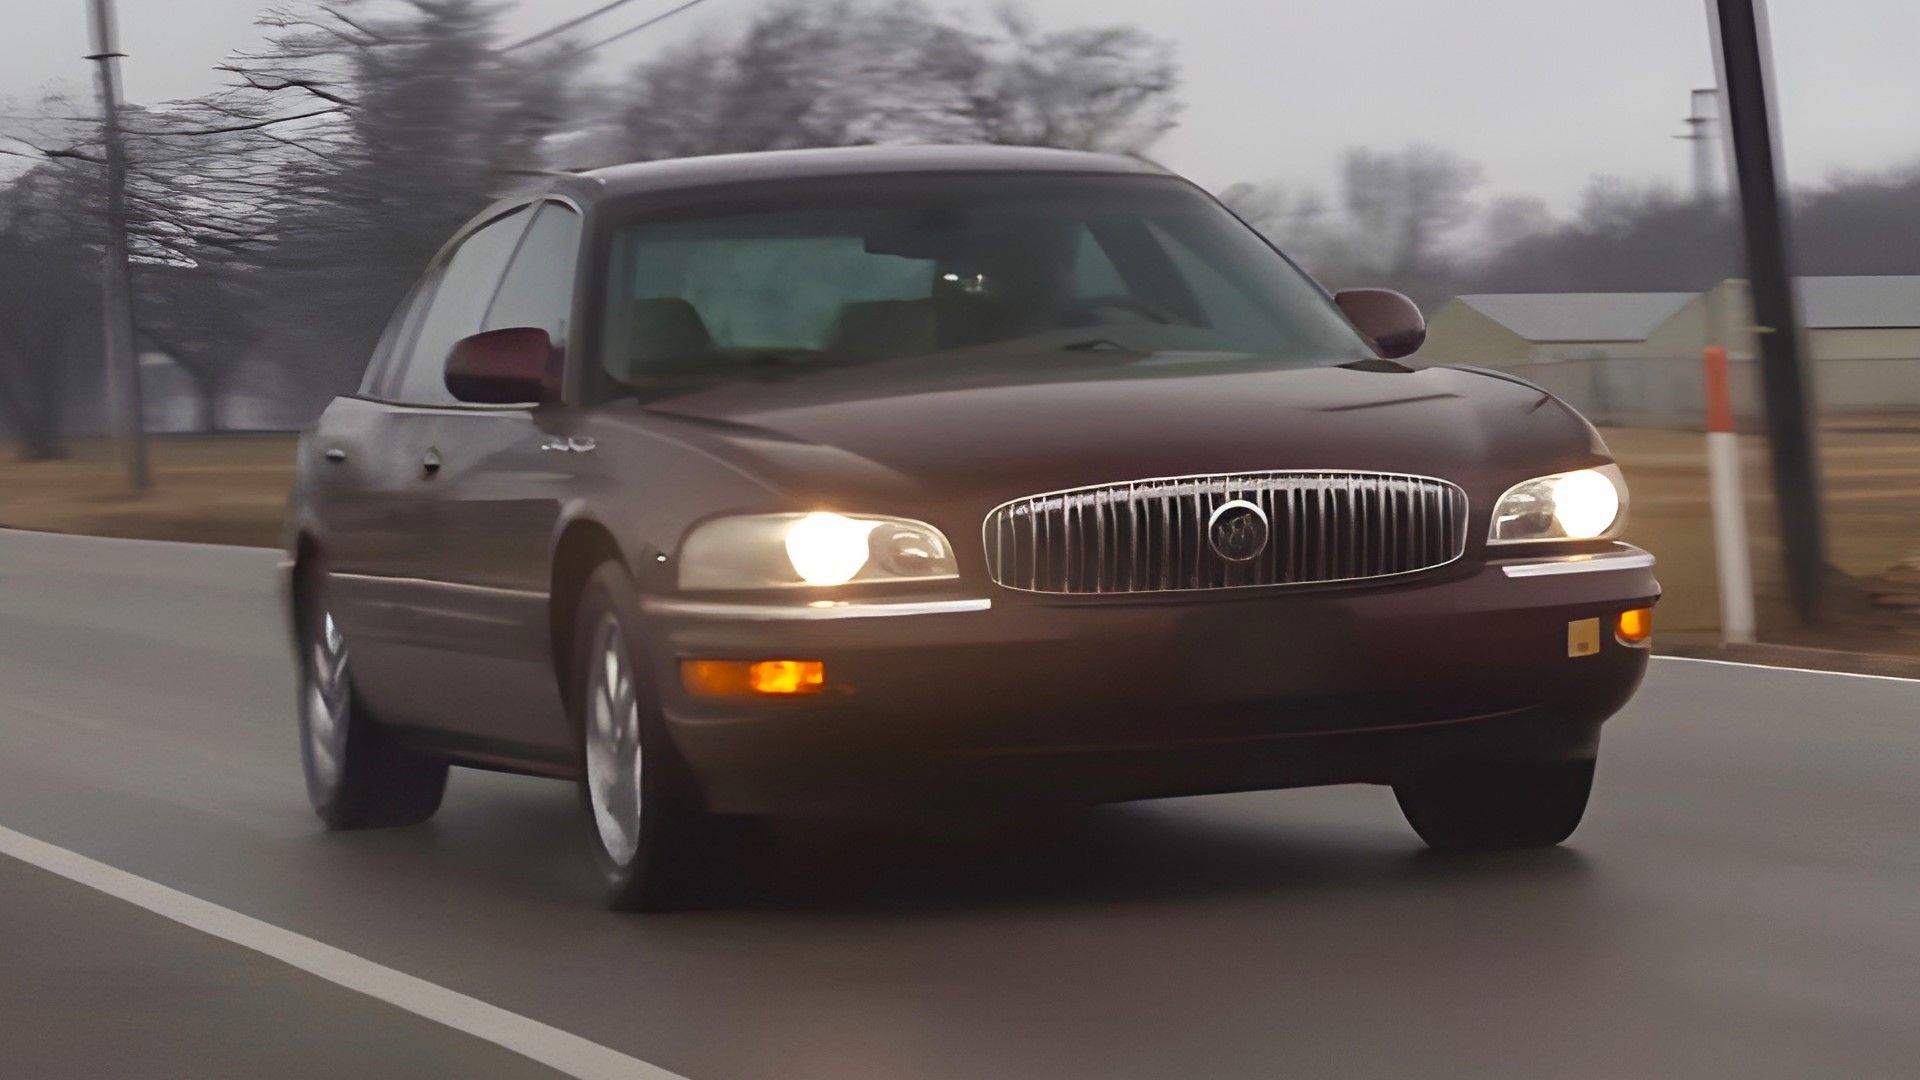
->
[583,614,644,867]
[303,611,350,793]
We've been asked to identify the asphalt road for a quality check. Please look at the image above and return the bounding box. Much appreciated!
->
[0,529,1915,1079]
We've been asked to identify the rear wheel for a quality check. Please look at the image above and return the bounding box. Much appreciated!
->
[296,564,448,830]
[571,562,729,911]
[1393,759,1595,851]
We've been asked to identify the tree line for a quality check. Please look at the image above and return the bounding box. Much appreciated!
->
[2,0,1916,460]
[1224,152,1920,306]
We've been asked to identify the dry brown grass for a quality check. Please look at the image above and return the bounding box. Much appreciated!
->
[0,436,295,548]
[1605,420,1920,654]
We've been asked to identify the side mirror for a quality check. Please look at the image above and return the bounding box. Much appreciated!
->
[444,327,558,405]
[1334,288,1426,359]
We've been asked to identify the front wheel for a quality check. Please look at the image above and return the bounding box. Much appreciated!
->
[571,562,731,911]
[1393,759,1596,851]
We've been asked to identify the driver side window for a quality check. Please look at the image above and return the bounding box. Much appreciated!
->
[389,206,530,405]
[485,202,583,344]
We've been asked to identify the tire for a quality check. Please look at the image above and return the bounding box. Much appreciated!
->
[569,562,730,911]
[295,562,448,830]
[1393,758,1596,851]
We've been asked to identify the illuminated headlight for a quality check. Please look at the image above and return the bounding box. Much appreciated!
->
[677,512,960,590]
[1488,465,1628,543]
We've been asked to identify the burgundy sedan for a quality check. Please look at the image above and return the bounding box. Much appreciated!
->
[286,146,1658,909]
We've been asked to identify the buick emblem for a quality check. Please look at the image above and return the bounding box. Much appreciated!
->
[1207,499,1270,562]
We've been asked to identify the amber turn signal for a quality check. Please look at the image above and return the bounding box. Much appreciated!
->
[681,659,825,697]
[1615,607,1653,645]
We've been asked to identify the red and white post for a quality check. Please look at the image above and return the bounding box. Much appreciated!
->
[1704,345,1756,642]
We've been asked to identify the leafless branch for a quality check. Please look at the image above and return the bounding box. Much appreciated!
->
[120,107,344,137]
[0,139,102,165]
[217,67,357,108]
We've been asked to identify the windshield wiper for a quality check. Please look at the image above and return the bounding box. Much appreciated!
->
[1059,338,1145,353]
[731,351,824,366]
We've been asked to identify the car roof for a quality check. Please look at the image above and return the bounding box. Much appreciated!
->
[553,145,1168,203]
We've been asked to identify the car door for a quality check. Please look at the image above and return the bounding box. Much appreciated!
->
[306,272,444,673]
[409,199,588,757]
[324,204,537,736]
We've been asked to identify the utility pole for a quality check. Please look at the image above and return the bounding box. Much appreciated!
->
[1704,0,1826,622]
[1675,87,1719,201]
[85,0,148,491]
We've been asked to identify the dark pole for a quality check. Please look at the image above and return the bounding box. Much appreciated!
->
[1705,0,1825,622]
[86,0,149,491]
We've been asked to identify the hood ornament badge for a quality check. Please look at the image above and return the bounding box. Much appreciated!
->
[1207,499,1270,562]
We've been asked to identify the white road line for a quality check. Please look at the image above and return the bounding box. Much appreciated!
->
[0,824,687,1080]
[1655,654,1920,683]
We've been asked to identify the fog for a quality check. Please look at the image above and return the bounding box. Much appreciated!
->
[6,1,1920,208]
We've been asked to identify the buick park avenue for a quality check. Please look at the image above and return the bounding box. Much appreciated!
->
[285,146,1658,909]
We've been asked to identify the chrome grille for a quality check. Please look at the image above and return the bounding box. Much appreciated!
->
[982,471,1468,594]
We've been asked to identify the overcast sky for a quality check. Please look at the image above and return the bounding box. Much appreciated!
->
[6,0,1918,213]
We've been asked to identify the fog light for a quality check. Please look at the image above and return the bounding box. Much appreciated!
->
[1615,607,1653,646]
[681,659,825,697]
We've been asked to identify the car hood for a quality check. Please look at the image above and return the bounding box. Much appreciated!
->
[635,352,1607,511]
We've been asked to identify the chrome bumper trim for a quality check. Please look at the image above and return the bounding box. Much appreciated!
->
[329,571,546,599]
[643,597,993,621]
[1501,551,1656,578]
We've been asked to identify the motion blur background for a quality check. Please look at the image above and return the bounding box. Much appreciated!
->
[2,0,1917,659]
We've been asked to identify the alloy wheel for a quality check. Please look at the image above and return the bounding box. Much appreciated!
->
[584,614,644,867]
[305,610,350,791]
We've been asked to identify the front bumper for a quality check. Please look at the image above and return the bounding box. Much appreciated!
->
[642,545,1659,814]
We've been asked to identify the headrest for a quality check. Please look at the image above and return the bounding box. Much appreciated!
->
[828,299,937,362]
[628,298,713,364]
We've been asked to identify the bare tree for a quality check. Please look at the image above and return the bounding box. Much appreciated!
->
[597,1,1182,164]
[1341,145,1483,281]
[206,0,577,406]
[1218,180,1359,286]
[0,161,99,458]
[2,86,338,437]
[1478,194,1556,254]
[1467,177,1736,294]
[954,8,1180,154]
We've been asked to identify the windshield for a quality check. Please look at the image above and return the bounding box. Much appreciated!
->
[597,173,1371,393]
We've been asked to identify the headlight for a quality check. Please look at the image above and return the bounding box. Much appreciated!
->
[678,512,960,590]
[1488,465,1627,544]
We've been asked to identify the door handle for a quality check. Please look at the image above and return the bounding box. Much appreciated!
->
[323,448,347,463]
[422,447,442,475]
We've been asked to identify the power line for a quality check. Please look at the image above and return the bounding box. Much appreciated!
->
[540,0,719,66]
[501,0,649,52]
